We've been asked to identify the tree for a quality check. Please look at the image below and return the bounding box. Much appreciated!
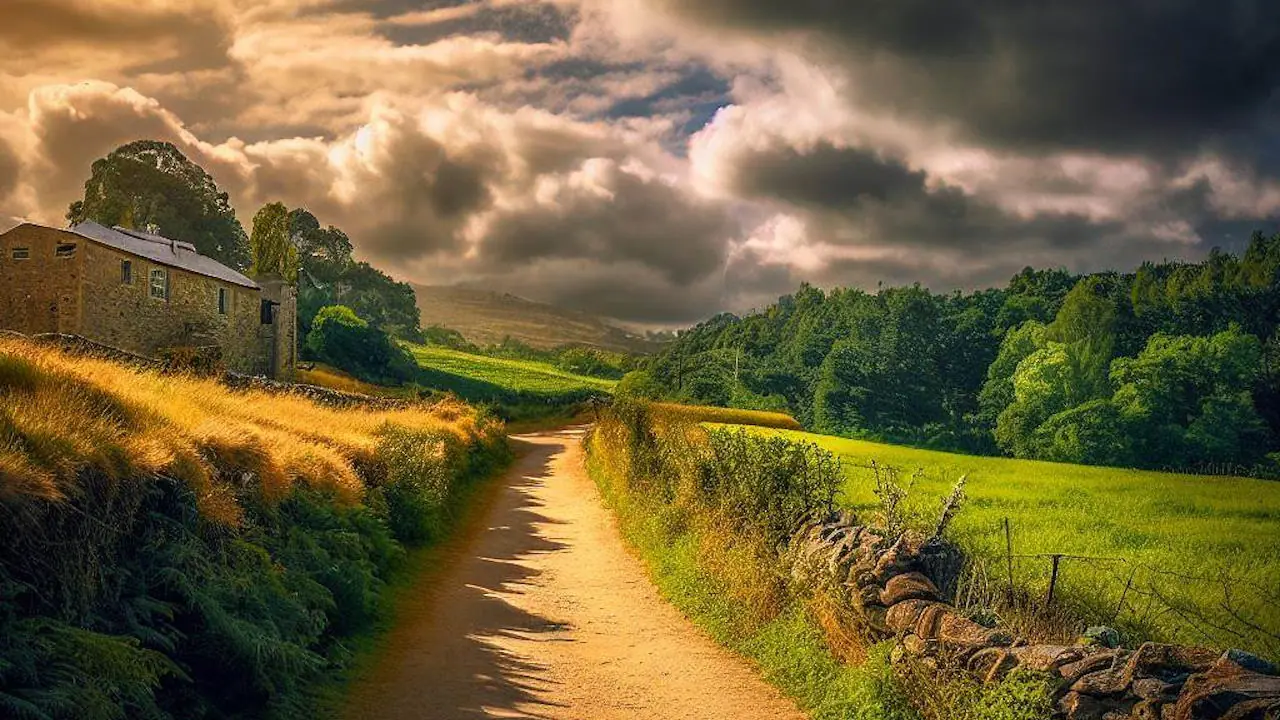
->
[67,140,250,270]
[1110,328,1269,467]
[305,305,416,385]
[977,321,1048,432]
[249,202,298,283]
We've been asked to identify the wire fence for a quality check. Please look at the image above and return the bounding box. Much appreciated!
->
[995,516,1280,657]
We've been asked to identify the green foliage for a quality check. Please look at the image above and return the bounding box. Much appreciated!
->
[616,369,663,399]
[586,403,919,720]
[0,423,508,720]
[641,230,1280,472]
[306,305,417,385]
[287,209,421,340]
[66,140,250,271]
[1111,327,1268,467]
[250,202,299,283]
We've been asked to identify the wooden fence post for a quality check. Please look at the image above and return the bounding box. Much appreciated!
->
[1003,518,1015,604]
[1046,554,1063,605]
[1113,566,1136,622]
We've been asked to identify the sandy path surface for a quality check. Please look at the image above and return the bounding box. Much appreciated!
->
[343,427,806,720]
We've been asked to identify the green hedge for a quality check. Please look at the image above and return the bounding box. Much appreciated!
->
[0,431,508,720]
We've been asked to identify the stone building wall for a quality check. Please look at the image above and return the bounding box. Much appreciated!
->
[256,275,298,381]
[78,242,264,374]
[0,225,84,335]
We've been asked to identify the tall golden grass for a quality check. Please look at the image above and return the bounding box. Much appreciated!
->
[296,363,392,396]
[654,402,803,430]
[0,335,500,525]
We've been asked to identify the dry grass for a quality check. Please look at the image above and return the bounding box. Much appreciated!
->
[0,336,499,526]
[655,402,803,430]
[297,364,393,396]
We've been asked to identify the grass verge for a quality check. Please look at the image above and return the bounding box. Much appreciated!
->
[585,434,917,720]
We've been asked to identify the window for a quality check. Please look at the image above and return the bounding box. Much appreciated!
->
[149,268,168,301]
[121,260,132,285]
[218,287,228,315]
[11,247,29,260]
[55,243,76,258]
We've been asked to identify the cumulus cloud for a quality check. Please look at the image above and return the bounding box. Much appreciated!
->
[1,0,1278,326]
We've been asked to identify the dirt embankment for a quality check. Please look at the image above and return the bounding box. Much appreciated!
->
[343,428,805,720]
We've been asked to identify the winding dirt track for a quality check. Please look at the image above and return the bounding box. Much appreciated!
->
[342,428,806,720]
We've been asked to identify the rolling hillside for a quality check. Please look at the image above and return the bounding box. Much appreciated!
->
[413,285,660,354]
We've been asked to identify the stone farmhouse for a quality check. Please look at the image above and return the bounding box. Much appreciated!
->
[0,221,296,379]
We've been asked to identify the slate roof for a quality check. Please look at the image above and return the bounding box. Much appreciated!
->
[68,221,259,289]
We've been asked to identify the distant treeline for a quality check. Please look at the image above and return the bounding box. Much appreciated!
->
[628,231,1280,473]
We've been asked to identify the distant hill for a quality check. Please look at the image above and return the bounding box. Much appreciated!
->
[412,285,661,354]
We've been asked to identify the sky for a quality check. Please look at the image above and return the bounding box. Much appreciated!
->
[1,0,1279,326]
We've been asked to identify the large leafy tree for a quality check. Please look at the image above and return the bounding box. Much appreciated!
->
[1111,328,1268,467]
[249,202,298,283]
[67,140,250,270]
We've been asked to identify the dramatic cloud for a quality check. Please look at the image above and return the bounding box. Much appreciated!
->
[647,0,1280,156]
[1,0,1279,325]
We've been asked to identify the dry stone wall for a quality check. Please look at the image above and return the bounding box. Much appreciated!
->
[785,512,1280,720]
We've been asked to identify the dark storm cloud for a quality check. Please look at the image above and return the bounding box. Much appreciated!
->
[730,142,929,207]
[0,0,232,74]
[478,162,734,286]
[653,0,1280,157]
[719,137,1211,288]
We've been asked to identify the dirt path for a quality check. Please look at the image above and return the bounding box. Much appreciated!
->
[343,427,806,720]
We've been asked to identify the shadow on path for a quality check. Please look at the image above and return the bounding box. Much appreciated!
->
[345,437,572,720]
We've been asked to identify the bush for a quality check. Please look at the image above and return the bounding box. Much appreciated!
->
[0,336,509,719]
[306,305,417,385]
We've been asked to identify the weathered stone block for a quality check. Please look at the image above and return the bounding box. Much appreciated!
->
[879,572,939,606]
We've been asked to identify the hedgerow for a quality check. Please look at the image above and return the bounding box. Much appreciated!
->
[0,336,508,719]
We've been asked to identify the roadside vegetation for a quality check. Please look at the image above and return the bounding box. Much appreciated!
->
[586,399,1054,720]
[0,335,508,719]
[655,402,803,430]
[765,428,1280,660]
[631,232,1280,476]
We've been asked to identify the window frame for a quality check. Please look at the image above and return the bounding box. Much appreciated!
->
[121,260,133,285]
[218,287,228,315]
[54,242,77,259]
[11,247,30,260]
[148,267,169,302]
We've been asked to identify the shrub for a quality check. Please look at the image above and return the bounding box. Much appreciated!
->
[306,305,417,385]
[0,336,507,719]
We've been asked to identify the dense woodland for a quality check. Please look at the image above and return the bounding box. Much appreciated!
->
[631,234,1280,473]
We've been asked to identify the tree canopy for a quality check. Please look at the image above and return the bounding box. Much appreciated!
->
[68,141,251,270]
[633,231,1280,474]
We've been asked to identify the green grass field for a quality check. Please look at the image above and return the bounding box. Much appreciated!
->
[749,428,1280,659]
[405,343,616,395]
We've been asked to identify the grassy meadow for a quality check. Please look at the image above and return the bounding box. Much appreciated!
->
[405,343,616,394]
[756,428,1280,659]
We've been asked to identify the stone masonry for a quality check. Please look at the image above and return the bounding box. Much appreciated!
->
[786,512,1280,720]
[1,222,296,379]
